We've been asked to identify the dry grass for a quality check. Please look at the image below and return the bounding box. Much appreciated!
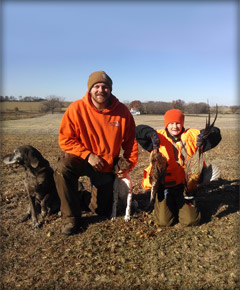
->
[0,101,70,121]
[0,114,239,290]
[0,101,43,111]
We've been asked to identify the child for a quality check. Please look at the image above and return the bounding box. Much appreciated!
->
[136,109,221,226]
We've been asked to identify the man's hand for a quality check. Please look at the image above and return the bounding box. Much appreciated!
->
[88,153,105,171]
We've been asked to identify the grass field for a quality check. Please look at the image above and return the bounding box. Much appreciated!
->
[0,101,71,111]
[0,114,239,289]
[0,101,43,111]
[0,101,70,121]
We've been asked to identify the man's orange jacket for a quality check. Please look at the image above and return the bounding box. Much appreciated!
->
[58,92,138,172]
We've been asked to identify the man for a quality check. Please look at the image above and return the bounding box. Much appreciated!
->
[54,71,138,235]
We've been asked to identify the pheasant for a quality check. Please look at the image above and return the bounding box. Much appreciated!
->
[184,106,221,198]
[148,148,168,207]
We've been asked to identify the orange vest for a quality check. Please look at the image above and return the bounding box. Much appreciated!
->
[142,128,200,189]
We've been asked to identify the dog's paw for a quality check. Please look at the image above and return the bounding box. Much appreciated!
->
[20,213,31,223]
[32,223,41,230]
[111,216,116,221]
[32,219,42,229]
[124,216,131,222]
[41,210,47,218]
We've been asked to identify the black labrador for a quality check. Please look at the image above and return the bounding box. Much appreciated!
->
[3,145,60,229]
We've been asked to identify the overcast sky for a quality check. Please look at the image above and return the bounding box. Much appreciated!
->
[2,1,238,106]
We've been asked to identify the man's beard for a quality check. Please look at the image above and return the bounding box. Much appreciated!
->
[96,92,107,97]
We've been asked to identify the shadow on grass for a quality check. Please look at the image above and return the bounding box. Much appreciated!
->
[60,178,239,234]
[196,178,239,224]
[79,214,109,233]
[133,178,239,225]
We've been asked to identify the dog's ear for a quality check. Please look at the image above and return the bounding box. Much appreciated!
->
[27,150,39,168]
[3,153,15,164]
[119,158,131,171]
[115,157,131,172]
[3,149,23,165]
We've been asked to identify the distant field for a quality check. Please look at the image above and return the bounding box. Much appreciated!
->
[0,113,238,136]
[0,101,70,121]
[0,101,43,111]
[133,113,239,130]
[0,101,70,112]
[0,101,72,111]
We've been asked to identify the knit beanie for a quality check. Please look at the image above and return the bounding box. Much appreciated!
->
[87,71,112,92]
[164,109,185,128]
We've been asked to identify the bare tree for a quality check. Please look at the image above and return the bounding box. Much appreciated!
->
[185,102,209,114]
[230,106,240,114]
[129,100,146,113]
[172,99,185,112]
[40,95,64,114]
[144,101,172,114]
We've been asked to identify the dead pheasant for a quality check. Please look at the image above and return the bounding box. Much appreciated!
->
[184,106,221,198]
[148,148,168,207]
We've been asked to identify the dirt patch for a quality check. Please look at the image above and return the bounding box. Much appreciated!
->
[0,115,239,289]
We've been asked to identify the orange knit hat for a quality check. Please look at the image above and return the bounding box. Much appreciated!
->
[164,109,185,128]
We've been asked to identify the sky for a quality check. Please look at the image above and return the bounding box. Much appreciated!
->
[1,0,238,106]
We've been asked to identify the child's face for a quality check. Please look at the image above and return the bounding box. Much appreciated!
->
[167,122,183,136]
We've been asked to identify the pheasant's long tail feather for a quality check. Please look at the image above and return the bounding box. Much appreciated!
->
[203,105,218,140]
[199,164,221,185]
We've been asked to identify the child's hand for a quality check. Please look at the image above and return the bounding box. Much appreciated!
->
[196,132,204,147]
[148,131,160,149]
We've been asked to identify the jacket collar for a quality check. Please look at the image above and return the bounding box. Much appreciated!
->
[165,127,185,143]
[83,91,119,113]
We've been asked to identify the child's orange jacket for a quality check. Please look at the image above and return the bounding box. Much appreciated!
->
[142,128,200,189]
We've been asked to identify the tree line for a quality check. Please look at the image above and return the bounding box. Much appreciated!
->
[1,96,239,114]
[127,99,240,114]
[0,95,65,114]
[0,96,45,102]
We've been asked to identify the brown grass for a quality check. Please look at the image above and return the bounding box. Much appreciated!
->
[0,101,70,121]
[0,114,239,289]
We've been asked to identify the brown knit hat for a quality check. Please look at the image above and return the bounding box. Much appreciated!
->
[87,71,113,92]
[164,109,185,128]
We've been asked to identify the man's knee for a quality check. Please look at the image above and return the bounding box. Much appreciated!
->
[55,153,86,178]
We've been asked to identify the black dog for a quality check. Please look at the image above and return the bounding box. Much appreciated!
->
[3,145,60,229]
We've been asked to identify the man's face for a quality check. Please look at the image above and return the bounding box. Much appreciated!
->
[90,82,111,109]
[167,122,183,136]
